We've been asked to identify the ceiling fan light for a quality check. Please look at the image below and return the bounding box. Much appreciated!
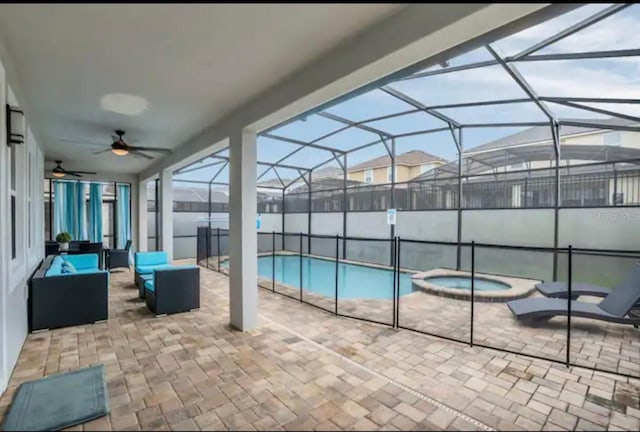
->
[112,147,129,156]
[52,171,65,178]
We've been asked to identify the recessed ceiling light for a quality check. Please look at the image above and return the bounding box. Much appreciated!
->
[100,93,148,116]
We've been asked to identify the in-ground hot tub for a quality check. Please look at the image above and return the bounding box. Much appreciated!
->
[411,269,537,302]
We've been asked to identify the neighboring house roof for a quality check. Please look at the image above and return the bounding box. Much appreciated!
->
[468,117,636,154]
[257,164,344,189]
[349,150,447,171]
[411,117,639,181]
[288,177,363,193]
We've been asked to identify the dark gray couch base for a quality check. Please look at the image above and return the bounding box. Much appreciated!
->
[145,267,200,315]
[29,256,109,332]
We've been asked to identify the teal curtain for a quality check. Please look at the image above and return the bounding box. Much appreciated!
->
[76,182,88,240]
[116,184,133,262]
[64,181,77,239]
[89,183,103,243]
[53,180,65,238]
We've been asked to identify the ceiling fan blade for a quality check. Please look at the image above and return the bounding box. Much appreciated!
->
[128,146,172,154]
[130,151,154,160]
[65,172,82,178]
[92,149,111,155]
[67,170,97,175]
[58,138,106,147]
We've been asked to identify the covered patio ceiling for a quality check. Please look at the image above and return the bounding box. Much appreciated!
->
[175,3,640,188]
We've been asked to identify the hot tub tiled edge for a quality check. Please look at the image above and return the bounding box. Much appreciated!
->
[411,269,538,303]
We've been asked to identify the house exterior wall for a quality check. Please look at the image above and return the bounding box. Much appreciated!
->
[349,163,438,184]
[0,63,46,394]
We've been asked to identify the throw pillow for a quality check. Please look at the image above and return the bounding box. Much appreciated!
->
[61,261,77,274]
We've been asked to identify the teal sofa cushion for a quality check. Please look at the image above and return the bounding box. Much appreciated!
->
[75,268,103,275]
[144,279,154,292]
[155,264,199,272]
[135,265,162,275]
[135,252,168,267]
[64,254,99,270]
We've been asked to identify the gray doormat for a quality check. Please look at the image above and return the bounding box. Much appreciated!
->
[1,364,110,431]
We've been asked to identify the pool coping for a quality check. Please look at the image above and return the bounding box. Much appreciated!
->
[411,269,538,303]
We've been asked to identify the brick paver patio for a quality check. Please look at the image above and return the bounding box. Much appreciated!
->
[0,263,638,431]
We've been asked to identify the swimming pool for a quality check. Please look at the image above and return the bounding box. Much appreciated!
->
[225,254,413,300]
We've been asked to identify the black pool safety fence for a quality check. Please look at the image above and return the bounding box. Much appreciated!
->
[196,227,640,380]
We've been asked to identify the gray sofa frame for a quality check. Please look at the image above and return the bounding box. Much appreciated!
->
[145,267,200,315]
[29,255,109,331]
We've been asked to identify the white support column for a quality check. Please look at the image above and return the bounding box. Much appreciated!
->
[159,169,173,261]
[229,128,258,331]
[138,180,148,252]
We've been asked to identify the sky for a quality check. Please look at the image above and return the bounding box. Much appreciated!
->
[175,4,640,185]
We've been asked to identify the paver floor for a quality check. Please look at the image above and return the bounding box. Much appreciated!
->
[0,263,638,431]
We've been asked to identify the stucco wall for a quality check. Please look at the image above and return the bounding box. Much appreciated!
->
[396,210,458,242]
[259,213,283,233]
[311,212,343,236]
[461,209,555,247]
[346,212,389,238]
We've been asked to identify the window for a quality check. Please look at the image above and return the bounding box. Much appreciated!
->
[10,145,16,259]
[420,163,434,174]
[604,132,621,146]
[364,169,373,184]
[386,165,398,183]
[28,150,32,248]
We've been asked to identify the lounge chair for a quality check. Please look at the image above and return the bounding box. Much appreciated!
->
[508,267,640,326]
[536,265,640,299]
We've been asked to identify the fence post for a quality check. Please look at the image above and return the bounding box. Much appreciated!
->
[395,237,401,329]
[567,244,572,367]
[335,234,339,315]
[217,227,221,273]
[613,169,618,206]
[272,230,276,293]
[299,232,303,302]
[392,237,397,329]
[470,240,475,347]
[205,227,209,270]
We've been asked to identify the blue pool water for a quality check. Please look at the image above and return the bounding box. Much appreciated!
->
[225,255,413,300]
[426,276,509,291]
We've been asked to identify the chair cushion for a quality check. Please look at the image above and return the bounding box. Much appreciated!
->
[144,279,154,292]
[135,251,168,267]
[64,254,99,270]
[155,265,199,272]
[135,264,164,275]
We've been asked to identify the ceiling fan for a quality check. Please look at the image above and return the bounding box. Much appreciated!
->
[92,130,172,160]
[59,130,172,160]
[51,160,96,178]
